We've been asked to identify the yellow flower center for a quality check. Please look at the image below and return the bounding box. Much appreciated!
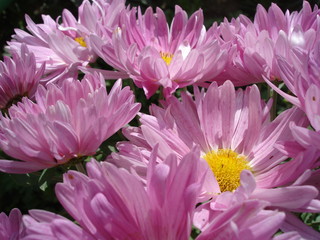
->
[160,51,173,65]
[203,149,252,192]
[74,37,87,47]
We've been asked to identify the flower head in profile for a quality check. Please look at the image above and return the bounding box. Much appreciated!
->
[266,37,320,110]
[0,44,44,112]
[212,1,320,86]
[7,0,125,84]
[0,73,140,173]
[0,208,25,240]
[265,40,320,165]
[91,5,227,98]
[23,149,202,239]
[109,80,319,214]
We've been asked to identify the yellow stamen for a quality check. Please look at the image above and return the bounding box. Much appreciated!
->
[75,37,87,47]
[160,51,174,65]
[203,149,252,192]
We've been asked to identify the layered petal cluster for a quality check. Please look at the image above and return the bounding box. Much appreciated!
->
[91,6,227,98]
[0,44,44,111]
[22,150,285,240]
[268,40,320,111]
[0,73,140,173]
[212,1,320,86]
[109,81,319,214]
[62,0,126,41]
[195,200,285,240]
[23,149,202,240]
[7,0,126,84]
[22,203,285,240]
[266,40,320,167]
[0,208,25,240]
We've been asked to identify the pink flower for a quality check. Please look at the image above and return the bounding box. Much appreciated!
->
[265,41,320,164]
[195,200,285,240]
[7,0,125,84]
[109,80,319,213]
[267,40,320,112]
[23,148,203,239]
[22,149,285,239]
[0,73,140,173]
[212,1,320,86]
[0,208,25,240]
[23,210,94,240]
[0,44,44,111]
[91,6,227,98]
[63,0,126,42]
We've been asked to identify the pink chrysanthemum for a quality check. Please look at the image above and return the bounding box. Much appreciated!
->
[0,44,44,112]
[195,200,284,240]
[91,6,227,98]
[64,0,126,42]
[266,40,320,111]
[266,41,320,165]
[0,208,25,240]
[0,73,140,173]
[23,202,284,240]
[23,210,93,240]
[211,1,320,86]
[7,0,125,84]
[22,149,284,239]
[23,149,202,239]
[109,81,319,215]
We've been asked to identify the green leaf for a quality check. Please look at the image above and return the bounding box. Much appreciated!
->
[39,181,48,191]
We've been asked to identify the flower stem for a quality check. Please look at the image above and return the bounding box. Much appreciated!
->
[270,87,278,121]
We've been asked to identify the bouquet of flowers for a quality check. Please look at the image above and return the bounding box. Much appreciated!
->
[0,0,320,239]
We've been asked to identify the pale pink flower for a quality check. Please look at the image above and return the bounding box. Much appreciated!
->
[7,0,126,84]
[193,168,320,239]
[265,41,320,163]
[23,148,202,239]
[276,119,320,205]
[0,208,25,240]
[22,210,94,240]
[0,44,44,111]
[266,40,320,111]
[0,73,140,173]
[266,43,320,155]
[195,200,285,240]
[91,6,227,98]
[109,80,319,213]
[22,149,285,239]
[212,1,320,86]
[62,0,126,42]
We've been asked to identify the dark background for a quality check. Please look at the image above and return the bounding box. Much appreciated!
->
[0,0,319,217]
[1,0,320,53]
